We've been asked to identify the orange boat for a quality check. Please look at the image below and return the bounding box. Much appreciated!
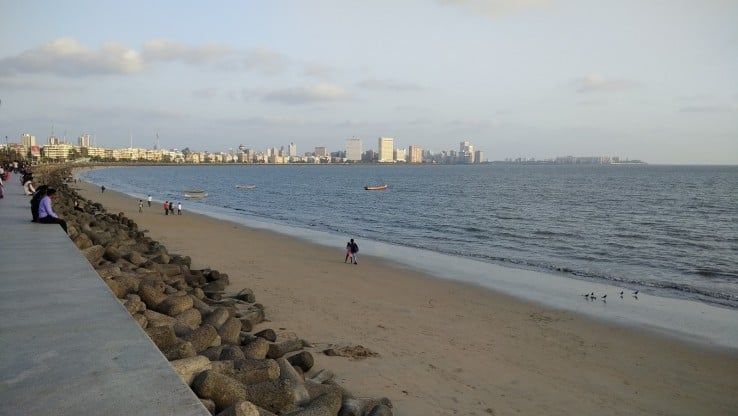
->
[364,184,388,191]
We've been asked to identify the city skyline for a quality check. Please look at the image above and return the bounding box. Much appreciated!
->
[9,131,646,165]
[1,1,737,165]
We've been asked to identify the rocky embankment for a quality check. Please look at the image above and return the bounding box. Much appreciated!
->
[37,166,393,416]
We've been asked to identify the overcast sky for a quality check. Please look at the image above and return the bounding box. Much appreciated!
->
[1,0,736,164]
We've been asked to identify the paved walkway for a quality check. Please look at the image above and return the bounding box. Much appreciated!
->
[0,178,208,415]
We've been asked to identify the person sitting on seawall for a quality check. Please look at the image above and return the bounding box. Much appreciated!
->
[37,188,68,234]
[24,177,36,196]
[30,185,48,221]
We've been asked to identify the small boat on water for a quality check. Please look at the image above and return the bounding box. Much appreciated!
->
[184,192,208,199]
[183,189,206,194]
[364,184,388,191]
[236,185,257,189]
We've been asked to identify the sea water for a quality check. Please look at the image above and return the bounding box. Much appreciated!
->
[79,164,738,347]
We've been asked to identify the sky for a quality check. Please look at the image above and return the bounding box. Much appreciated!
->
[1,0,736,164]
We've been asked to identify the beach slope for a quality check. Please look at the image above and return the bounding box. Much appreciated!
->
[73,180,738,416]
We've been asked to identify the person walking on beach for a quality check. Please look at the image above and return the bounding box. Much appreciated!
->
[345,240,353,263]
[101,185,106,193]
[349,238,359,265]
[138,200,143,213]
[164,201,169,215]
[177,202,182,215]
[169,202,175,215]
[147,194,152,207]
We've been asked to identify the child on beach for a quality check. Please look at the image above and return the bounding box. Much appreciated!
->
[138,200,143,213]
[345,241,353,263]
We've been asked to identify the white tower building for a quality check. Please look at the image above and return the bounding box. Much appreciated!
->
[346,138,362,161]
[378,137,394,162]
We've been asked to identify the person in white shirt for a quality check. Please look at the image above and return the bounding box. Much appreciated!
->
[24,179,36,196]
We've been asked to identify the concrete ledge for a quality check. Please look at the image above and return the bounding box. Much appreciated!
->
[0,181,209,415]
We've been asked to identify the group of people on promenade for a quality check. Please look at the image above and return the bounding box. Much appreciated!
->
[1,161,32,198]
[0,164,70,235]
[30,184,68,234]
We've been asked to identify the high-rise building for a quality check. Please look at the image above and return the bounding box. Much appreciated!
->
[314,147,329,158]
[288,142,297,157]
[78,134,92,147]
[459,140,474,163]
[346,138,362,161]
[378,137,394,162]
[409,145,423,163]
[394,148,406,162]
[474,150,484,164]
[21,133,36,148]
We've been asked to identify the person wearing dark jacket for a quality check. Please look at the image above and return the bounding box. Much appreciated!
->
[349,239,359,265]
[30,185,49,222]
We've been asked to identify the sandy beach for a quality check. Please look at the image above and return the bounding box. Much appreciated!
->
[72,179,738,416]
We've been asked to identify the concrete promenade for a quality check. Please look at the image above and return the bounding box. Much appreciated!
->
[0,179,209,415]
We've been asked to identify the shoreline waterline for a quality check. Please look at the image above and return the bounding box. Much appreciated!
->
[74,168,738,350]
[77,164,738,310]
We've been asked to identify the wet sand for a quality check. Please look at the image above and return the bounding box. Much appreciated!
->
[73,179,738,416]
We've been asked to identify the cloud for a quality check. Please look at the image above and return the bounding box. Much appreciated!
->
[675,94,737,113]
[445,118,498,129]
[676,94,714,102]
[142,39,232,64]
[0,37,143,76]
[438,0,550,18]
[262,83,352,104]
[0,37,289,77]
[192,87,219,99]
[144,41,287,74]
[242,48,289,74]
[221,48,289,74]
[304,64,341,79]
[0,76,83,91]
[573,74,639,93]
[679,105,735,113]
[358,79,425,92]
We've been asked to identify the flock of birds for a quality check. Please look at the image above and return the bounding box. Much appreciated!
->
[582,290,639,302]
